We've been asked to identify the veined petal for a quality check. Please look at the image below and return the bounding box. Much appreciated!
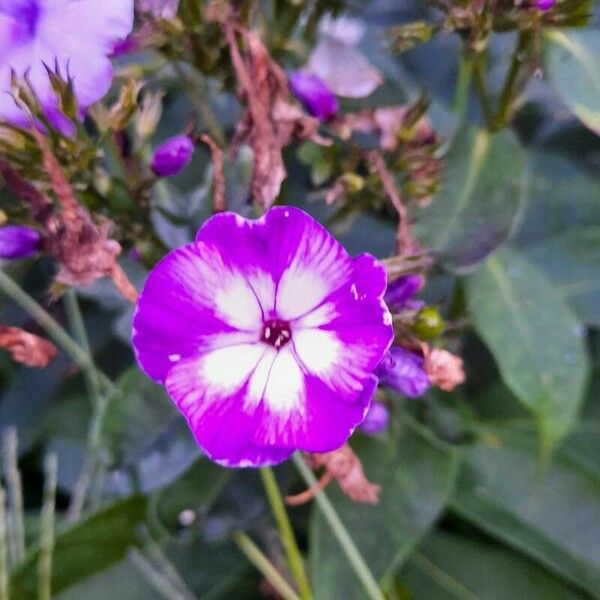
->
[133,243,263,383]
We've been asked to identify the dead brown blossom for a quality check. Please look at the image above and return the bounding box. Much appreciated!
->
[0,134,138,303]
[286,445,380,506]
[199,133,226,213]
[0,325,58,367]
[218,20,329,209]
[423,344,466,391]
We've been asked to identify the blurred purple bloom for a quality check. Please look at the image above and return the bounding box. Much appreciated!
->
[132,207,393,467]
[359,401,389,436]
[151,135,195,177]
[0,225,42,259]
[384,274,423,312]
[137,0,179,18]
[376,346,430,398]
[289,71,338,122]
[0,0,133,127]
[535,0,555,10]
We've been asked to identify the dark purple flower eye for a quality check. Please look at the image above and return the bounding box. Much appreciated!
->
[359,401,389,436]
[132,206,393,467]
[151,135,195,177]
[376,346,430,398]
[289,71,338,122]
[0,225,42,259]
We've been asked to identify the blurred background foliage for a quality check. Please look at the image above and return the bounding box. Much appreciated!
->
[1,0,600,598]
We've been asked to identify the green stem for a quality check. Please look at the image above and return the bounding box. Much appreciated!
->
[234,532,301,600]
[472,51,495,130]
[494,30,533,130]
[65,291,111,521]
[259,468,311,600]
[292,455,384,600]
[453,53,474,120]
[172,62,226,148]
[1,429,24,568]
[38,454,57,600]
[0,270,113,394]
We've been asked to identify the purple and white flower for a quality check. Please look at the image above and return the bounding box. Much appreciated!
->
[132,207,393,467]
[0,0,133,127]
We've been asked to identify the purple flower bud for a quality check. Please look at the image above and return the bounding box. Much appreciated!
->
[151,136,195,177]
[384,274,422,311]
[360,401,389,436]
[535,0,555,10]
[376,346,430,398]
[0,226,42,259]
[289,71,338,122]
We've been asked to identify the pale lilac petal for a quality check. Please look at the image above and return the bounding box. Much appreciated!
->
[132,243,263,383]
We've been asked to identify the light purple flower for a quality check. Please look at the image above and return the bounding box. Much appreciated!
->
[137,0,179,19]
[359,400,389,436]
[289,71,338,122]
[376,346,430,398]
[132,207,393,467]
[0,0,133,127]
[0,225,42,259]
[151,135,195,177]
[384,274,423,312]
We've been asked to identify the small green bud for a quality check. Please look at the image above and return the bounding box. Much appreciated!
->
[411,306,445,340]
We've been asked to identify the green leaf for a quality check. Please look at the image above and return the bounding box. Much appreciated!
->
[512,152,600,247]
[10,496,147,598]
[450,426,600,599]
[413,127,526,273]
[100,368,200,493]
[310,419,461,600]
[466,248,590,453]
[400,531,584,600]
[526,227,600,326]
[545,29,600,135]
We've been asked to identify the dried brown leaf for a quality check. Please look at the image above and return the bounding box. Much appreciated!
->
[200,133,226,213]
[0,325,58,367]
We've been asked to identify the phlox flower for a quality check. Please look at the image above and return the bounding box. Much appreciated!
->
[132,207,393,467]
[0,0,133,128]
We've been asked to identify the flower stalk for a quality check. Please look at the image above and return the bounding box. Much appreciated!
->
[259,467,311,600]
[292,454,385,600]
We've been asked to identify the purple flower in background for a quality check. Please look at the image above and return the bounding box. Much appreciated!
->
[359,401,389,436]
[137,0,179,19]
[0,0,133,127]
[151,135,195,177]
[384,274,424,312]
[0,225,42,259]
[289,71,338,122]
[376,346,430,398]
[132,207,393,467]
[535,0,555,10]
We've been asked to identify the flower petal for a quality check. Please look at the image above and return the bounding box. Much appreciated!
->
[133,243,263,383]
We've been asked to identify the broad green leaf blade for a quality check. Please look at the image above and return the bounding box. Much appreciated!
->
[545,29,600,135]
[526,227,600,326]
[466,248,589,452]
[413,127,526,273]
[100,368,200,493]
[400,532,584,600]
[450,426,600,599]
[10,496,147,598]
[310,420,461,600]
